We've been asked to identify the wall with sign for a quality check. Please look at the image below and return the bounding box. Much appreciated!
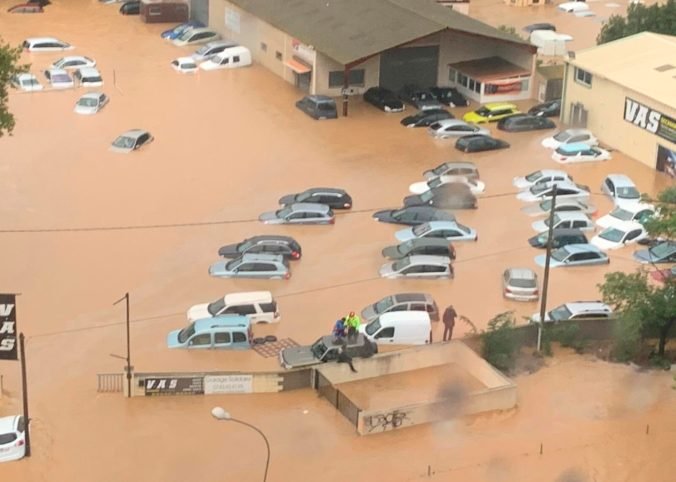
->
[0,294,18,361]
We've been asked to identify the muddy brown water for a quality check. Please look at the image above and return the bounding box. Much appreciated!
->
[0,1,674,481]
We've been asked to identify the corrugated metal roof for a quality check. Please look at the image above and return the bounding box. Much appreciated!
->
[227,0,529,65]
[568,32,676,110]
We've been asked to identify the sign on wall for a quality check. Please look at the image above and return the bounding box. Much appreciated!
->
[656,145,676,179]
[291,38,315,64]
[0,294,17,361]
[144,376,204,396]
[204,374,253,394]
[624,98,676,144]
[225,8,240,34]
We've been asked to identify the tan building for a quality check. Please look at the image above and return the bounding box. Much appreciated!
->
[561,32,676,175]
[207,0,536,105]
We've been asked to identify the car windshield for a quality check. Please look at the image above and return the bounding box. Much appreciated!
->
[549,305,573,321]
[413,224,432,236]
[545,214,562,227]
[428,178,444,189]
[275,207,293,218]
[530,184,550,195]
[177,323,196,343]
[432,163,450,175]
[609,207,633,221]
[392,258,412,271]
[396,240,413,254]
[78,97,98,107]
[553,131,572,141]
[112,136,135,149]
[599,228,625,242]
[525,171,543,182]
[365,319,381,336]
[649,243,674,258]
[374,297,394,314]
[475,107,491,116]
[207,298,225,315]
[238,239,254,251]
[551,248,569,262]
[182,62,197,69]
[178,30,193,41]
[224,259,239,270]
[616,186,640,199]
[311,340,328,359]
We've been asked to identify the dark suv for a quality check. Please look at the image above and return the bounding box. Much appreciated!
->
[381,238,456,261]
[218,235,302,259]
[363,87,405,112]
[497,114,556,132]
[528,228,588,249]
[428,87,469,107]
[295,95,337,120]
[278,187,352,210]
[399,84,444,110]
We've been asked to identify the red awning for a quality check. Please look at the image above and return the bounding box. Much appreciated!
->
[285,58,311,74]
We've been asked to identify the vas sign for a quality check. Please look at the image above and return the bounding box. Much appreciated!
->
[0,294,18,360]
[624,98,676,144]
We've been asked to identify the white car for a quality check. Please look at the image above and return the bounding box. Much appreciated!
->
[172,28,221,47]
[552,143,611,164]
[517,181,590,203]
[395,221,477,242]
[558,1,590,12]
[512,169,572,189]
[171,57,198,73]
[522,199,597,217]
[423,161,479,181]
[0,415,26,463]
[596,203,655,229]
[191,40,239,62]
[532,212,595,233]
[601,174,641,208]
[379,255,454,279]
[408,175,485,195]
[44,69,74,89]
[50,56,96,70]
[10,73,43,91]
[541,128,598,149]
[427,119,490,139]
[74,92,109,115]
[199,47,252,70]
[22,37,73,52]
[591,221,647,250]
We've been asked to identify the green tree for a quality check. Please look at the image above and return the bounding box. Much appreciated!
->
[497,25,522,40]
[643,186,676,240]
[599,271,675,359]
[0,38,27,137]
[597,0,676,44]
[482,311,519,372]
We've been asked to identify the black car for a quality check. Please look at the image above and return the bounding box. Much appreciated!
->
[523,23,556,33]
[401,109,453,128]
[528,99,561,117]
[119,0,140,14]
[218,235,302,259]
[455,135,510,153]
[528,228,588,249]
[428,87,469,107]
[372,206,456,226]
[382,238,457,260]
[403,184,478,210]
[497,114,556,132]
[399,84,444,110]
[27,0,50,5]
[363,87,405,113]
[278,187,352,209]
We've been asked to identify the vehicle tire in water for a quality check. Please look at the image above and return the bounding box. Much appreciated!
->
[253,337,266,345]
[265,335,277,343]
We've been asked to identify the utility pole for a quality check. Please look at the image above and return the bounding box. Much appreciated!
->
[537,185,558,352]
[19,333,31,457]
[113,293,132,398]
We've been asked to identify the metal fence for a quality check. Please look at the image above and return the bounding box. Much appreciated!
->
[97,373,124,393]
[314,370,361,428]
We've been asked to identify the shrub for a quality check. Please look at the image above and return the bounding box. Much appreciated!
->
[482,311,519,372]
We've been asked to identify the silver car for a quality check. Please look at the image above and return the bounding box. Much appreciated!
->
[74,92,109,115]
[395,221,477,242]
[531,212,595,233]
[502,268,539,301]
[427,119,490,139]
[258,203,335,225]
[279,334,376,369]
[379,255,454,279]
[534,244,609,268]
[110,129,153,153]
[521,199,596,217]
[191,40,239,62]
[423,161,479,181]
[208,253,290,280]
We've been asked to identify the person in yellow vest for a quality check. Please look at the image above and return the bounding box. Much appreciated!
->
[345,311,361,341]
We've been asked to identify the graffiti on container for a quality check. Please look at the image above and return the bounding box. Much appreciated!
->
[365,410,411,432]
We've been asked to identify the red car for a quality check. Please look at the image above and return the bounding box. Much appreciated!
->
[8,3,43,12]
[650,267,676,283]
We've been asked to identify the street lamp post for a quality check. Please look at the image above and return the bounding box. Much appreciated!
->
[211,407,270,482]
[537,185,558,352]
[113,293,132,398]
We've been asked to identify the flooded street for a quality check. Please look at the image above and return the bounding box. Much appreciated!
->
[0,1,674,481]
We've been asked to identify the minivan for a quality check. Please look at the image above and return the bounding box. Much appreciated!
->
[361,292,439,323]
[0,415,26,463]
[74,67,103,87]
[295,95,338,120]
[167,315,252,349]
[199,46,252,70]
[186,291,280,323]
[360,311,432,345]
[528,228,588,249]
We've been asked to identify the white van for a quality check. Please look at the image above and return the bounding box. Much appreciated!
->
[74,67,103,87]
[0,415,26,463]
[199,46,252,71]
[187,291,280,324]
[360,311,431,345]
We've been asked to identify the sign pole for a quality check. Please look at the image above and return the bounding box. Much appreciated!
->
[19,333,31,457]
[537,185,558,352]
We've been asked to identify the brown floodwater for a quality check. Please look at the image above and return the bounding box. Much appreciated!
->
[0,1,674,481]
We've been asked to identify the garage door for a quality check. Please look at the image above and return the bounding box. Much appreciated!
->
[191,0,208,25]
[379,46,440,93]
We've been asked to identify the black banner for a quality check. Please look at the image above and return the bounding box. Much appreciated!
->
[144,376,204,396]
[624,97,676,144]
[0,294,17,361]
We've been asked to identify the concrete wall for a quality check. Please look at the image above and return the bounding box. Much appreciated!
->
[562,62,676,169]
[315,53,380,97]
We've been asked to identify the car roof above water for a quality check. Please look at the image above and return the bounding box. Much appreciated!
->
[192,315,250,331]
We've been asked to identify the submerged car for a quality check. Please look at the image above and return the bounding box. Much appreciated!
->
[596,203,655,229]
[534,243,609,268]
[0,415,26,463]
[408,175,485,195]
[531,212,595,233]
[399,85,444,110]
[110,129,153,153]
[22,37,73,52]
[462,103,520,124]
[513,169,573,190]
[361,292,439,322]
[279,334,376,369]
[403,183,478,209]
[172,28,221,47]
[44,68,74,89]
[516,181,590,203]
[502,268,539,301]
[528,228,588,249]
[528,99,561,117]
[633,241,676,264]
[372,206,455,226]
[161,21,204,40]
[278,188,352,209]
[259,203,335,225]
[187,291,279,323]
[400,109,452,128]
[552,143,611,163]
[218,235,301,259]
[209,253,290,280]
[166,315,252,349]
[497,114,556,132]
[379,255,454,279]
[530,301,613,323]
[191,40,239,61]
[74,92,109,115]
[8,3,43,13]
[394,220,477,242]
[428,86,469,107]
[427,119,489,139]
[591,221,647,250]
[363,86,405,112]
[601,174,641,208]
[423,161,479,181]
[10,73,43,91]
[119,0,140,15]
[171,57,198,73]
[381,238,456,261]
[455,135,510,153]
[51,56,96,70]
[542,128,598,149]
[521,199,596,217]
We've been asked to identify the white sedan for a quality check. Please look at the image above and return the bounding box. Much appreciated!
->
[11,73,43,91]
[596,203,655,229]
[171,57,198,73]
[427,119,490,139]
[513,169,572,189]
[517,181,590,203]
[551,143,611,164]
[542,128,598,149]
[0,415,26,463]
[50,56,96,70]
[74,92,109,115]
[558,1,590,12]
[408,176,485,195]
[44,69,74,89]
[521,199,597,217]
[591,221,647,250]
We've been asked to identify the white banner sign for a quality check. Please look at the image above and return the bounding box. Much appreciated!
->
[204,375,253,394]
[225,9,240,34]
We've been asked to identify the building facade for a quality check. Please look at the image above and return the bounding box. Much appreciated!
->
[562,33,676,176]
[208,0,535,103]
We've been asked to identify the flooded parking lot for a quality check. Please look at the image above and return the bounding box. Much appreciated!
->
[0,1,674,481]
